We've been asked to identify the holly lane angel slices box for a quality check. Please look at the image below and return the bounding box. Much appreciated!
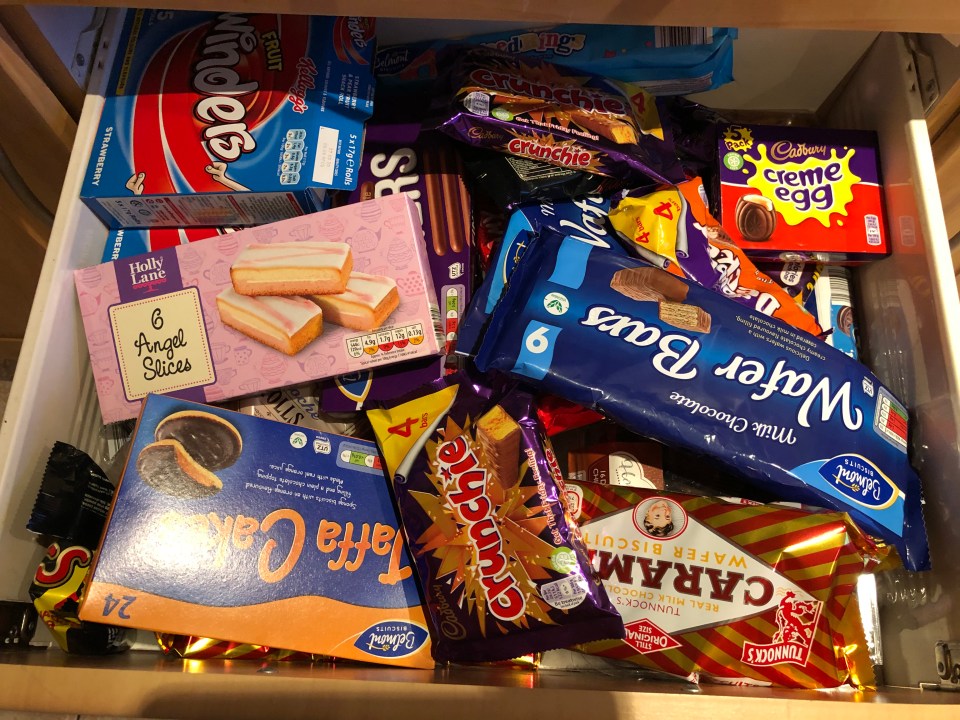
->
[78,394,433,668]
[75,194,441,423]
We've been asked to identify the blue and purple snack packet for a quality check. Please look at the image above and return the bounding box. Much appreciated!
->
[470,231,929,571]
[459,195,626,358]
[432,46,686,188]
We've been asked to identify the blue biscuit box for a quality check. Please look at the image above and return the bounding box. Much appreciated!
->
[82,10,375,228]
[79,394,433,668]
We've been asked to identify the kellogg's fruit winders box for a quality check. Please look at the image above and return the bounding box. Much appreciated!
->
[718,124,888,263]
[82,10,376,228]
[79,394,434,668]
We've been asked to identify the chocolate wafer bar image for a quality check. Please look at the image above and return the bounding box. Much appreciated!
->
[658,301,712,334]
[137,411,242,499]
[610,267,689,304]
[476,404,522,492]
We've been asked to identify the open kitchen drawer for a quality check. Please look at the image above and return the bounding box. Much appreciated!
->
[1,8,960,718]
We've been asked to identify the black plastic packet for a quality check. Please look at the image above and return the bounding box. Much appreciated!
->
[27,441,132,654]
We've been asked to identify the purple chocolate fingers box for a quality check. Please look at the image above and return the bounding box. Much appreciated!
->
[82,10,375,228]
[320,124,473,411]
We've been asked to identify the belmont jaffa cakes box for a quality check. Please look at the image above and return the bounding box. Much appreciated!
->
[75,194,441,424]
[78,394,433,668]
[718,124,889,263]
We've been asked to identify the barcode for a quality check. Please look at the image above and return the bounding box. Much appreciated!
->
[825,267,852,305]
[654,27,713,48]
[463,91,491,117]
[430,302,444,347]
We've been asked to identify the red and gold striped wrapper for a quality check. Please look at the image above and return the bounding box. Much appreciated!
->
[156,634,326,662]
[566,483,877,688]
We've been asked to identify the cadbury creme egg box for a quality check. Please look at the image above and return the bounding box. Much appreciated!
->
[718,124,888,263]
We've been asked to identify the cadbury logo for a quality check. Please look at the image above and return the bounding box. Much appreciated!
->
[191,13,260,163]
[437,435,526,622]
[768,141,828,162]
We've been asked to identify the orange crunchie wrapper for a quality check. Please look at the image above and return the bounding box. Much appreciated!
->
[566,482,878,688]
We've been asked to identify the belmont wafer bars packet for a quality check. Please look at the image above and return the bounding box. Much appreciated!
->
[608,178,822,336]
[565,483,876,688]
[82,10,375,228]
[458,194,626,358]
[434,46,685,186]
[367,371,624,662]
[471,230,929,570]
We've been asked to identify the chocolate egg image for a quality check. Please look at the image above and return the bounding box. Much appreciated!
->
[735,194,777,241]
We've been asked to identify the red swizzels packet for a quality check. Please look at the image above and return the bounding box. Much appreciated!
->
[367,371,624,662]
[566,482,878,688]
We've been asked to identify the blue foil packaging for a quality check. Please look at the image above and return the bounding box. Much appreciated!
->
[470,231,929,570]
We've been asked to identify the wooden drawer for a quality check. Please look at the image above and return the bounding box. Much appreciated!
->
[0,9,958,717]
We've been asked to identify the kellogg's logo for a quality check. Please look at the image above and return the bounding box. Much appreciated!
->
[818,454,900,509]
[741,591,822,667]
[287,57,318,114]
[354,621,429,659]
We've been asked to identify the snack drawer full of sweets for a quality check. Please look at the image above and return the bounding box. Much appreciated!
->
[0,5,960,718]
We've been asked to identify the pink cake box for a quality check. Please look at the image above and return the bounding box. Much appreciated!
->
[75,193,440,423]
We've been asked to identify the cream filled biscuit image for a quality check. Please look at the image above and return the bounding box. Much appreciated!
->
[309,272,400,332]
[230,242,353,296]
[217,288,324,355]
